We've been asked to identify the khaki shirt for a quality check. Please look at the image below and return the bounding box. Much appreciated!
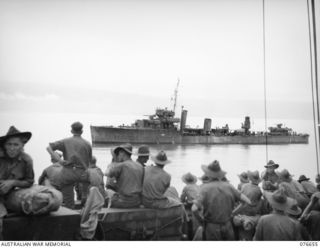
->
[254,212,303,240]
[301,181,317,196]
[180,184,200,205]
[49,135,92,169]
[38,162,62,188]
[0,152,34,191]
[108,159,143,197]
[142,166,171,200]
[194,181,241,224]
[261,170,279,191]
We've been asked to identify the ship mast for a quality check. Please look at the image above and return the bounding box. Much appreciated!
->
[172,78,180,116]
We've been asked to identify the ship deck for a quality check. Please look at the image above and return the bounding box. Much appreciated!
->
[3,206,184,241]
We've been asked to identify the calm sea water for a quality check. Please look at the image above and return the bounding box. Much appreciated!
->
[0,112,318,194]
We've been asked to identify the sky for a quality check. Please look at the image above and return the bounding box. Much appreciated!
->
[0,0,319,120]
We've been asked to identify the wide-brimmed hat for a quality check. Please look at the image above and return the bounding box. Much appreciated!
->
[279,169,294,182]
[248,170,262,185]
[264,160,279,169]
[114,143,133,155]
[286,199,302,216]
[264,189,294,211]
[298,175,310,183]
[201,160,226,180]
[136,145,150,156]
[182,172,197,184]
[151,151,171,165]
[0,126,32,146]
[71,121,83,134]
[238,172,249,183]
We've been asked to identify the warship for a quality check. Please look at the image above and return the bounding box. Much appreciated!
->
[90,79,309,145]
[90,107,309,145]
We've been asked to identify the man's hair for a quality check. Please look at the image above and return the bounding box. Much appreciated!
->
[71,122,83,134]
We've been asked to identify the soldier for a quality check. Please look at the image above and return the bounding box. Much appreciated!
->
[237,171,249,191]
[47,121,92,209]
[38,152,64,189]
[192,160,252,240]
[298,175,317,198]
[0,126,34,239]
[136,145,150,167]
[142,151,181,208]
[254,189,304,240]
[106,144,143,208]
[261,160,280,192]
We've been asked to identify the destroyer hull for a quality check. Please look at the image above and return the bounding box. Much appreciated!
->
[90,126,309,145]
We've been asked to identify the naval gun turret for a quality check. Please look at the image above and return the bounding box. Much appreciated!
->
[268,124,292,136]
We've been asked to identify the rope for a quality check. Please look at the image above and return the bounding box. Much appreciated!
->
[307,0,320,175]
[262,0,269,164]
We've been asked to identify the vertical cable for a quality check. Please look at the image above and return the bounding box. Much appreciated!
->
[262,0,269,164]
[308,0,320,174]
[307,0,319,173]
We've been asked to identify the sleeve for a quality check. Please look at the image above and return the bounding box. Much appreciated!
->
[49,139,65,153]
[24,156,35,186]
[166,174,171,188]
[108,163,123,179]
[14,154,34,188]
[230,184,241,201]
[105,162,117,176]
[89,145,93,162]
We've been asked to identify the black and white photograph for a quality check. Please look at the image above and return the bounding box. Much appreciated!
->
[0,0,319,244]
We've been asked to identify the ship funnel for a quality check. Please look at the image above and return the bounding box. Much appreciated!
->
[243,116,251,134]
[203,118,212,135]
[180,110,188,133]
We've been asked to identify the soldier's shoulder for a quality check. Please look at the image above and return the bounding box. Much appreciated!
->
[21,152,33,164]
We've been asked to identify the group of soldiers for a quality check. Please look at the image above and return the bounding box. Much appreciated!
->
[0,122,320,241]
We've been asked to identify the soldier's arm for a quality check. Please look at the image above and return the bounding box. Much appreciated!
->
[46,146,63,163]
